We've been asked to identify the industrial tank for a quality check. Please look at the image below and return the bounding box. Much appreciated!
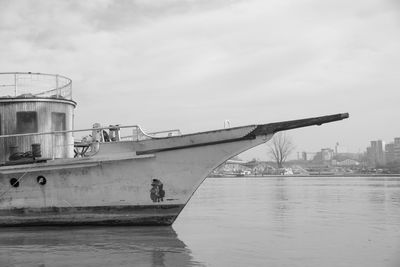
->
[0,72,76,163]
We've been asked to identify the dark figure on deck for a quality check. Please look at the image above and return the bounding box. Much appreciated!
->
[150,179,165,202]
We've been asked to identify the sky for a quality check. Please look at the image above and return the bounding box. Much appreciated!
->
[0,0,399,160]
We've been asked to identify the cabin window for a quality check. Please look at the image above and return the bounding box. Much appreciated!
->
[52,112,66,131]
[16,111,38,133]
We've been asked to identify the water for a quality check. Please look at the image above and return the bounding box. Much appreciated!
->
[0,177,399,267]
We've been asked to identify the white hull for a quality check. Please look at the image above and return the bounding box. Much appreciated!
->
[0,114,348,226]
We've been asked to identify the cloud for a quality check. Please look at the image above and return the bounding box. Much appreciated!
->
[0,0,399,159]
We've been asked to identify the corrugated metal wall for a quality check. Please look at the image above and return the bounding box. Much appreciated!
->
[0,99,76,163]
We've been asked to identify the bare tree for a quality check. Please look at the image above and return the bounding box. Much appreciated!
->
[268,132,295,168]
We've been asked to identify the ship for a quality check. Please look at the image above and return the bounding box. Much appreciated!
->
[0,72,349,226]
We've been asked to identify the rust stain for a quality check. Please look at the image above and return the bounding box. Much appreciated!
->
[0,204,184,226]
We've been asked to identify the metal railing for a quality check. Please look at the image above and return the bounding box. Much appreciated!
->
[0,72,72,100]
[0,125,145,140]
[0,125,180,161]
[121,129,181,140]
[148,129,181,137]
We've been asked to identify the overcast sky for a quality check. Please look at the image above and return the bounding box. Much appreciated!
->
[0,0,399,160]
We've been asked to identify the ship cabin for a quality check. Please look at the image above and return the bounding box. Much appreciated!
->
[0,73,76,165]
[0,72,181,166]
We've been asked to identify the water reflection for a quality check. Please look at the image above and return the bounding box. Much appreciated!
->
[0,226,203,267]
[273,178,291,225]
[176,177,400,267]
[1,177,399,267]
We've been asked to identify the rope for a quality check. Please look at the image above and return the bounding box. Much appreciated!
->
[0,171,28,199]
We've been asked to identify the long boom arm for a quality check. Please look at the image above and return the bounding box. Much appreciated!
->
[249,113,349,137]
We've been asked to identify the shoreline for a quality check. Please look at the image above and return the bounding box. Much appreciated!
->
[208,174,400,178]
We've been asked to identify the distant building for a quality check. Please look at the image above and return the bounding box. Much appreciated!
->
[223,159,251,173]
[214,159,272,175]
[366,140,385,167]
[291,165,309,175]
[385,143,395,163]
[333,152,362,162]
[395,138,400,161]
[385,137,400,164]
[336,159,360,166]
[335,142,347,154]
[321,148,334,161]
[313,148,334,163]
[250,162,271,174]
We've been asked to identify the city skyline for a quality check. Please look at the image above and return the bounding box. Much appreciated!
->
[242,135,400,163]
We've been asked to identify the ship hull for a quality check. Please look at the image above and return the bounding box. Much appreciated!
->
[0,113,349,226]
[0,204,184,226]
[0,126,269,226]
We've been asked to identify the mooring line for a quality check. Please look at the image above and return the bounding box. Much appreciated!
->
[0,171,28,198]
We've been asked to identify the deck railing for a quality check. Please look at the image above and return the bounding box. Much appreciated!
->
[0,125,181,162]
[0,72,72,100]
[121,129,181,140]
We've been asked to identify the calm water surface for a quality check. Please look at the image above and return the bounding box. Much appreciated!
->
[0,177,399,267]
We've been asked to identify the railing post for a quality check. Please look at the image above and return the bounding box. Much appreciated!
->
[14,73,17,96]
[52,134,55,160]
[133,127,138,141]
[56,74,59,97]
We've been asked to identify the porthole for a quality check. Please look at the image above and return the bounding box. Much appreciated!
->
[37,176,46,185]
[10,178,19,188]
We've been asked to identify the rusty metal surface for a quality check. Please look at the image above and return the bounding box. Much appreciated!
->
[0,204,184,226]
